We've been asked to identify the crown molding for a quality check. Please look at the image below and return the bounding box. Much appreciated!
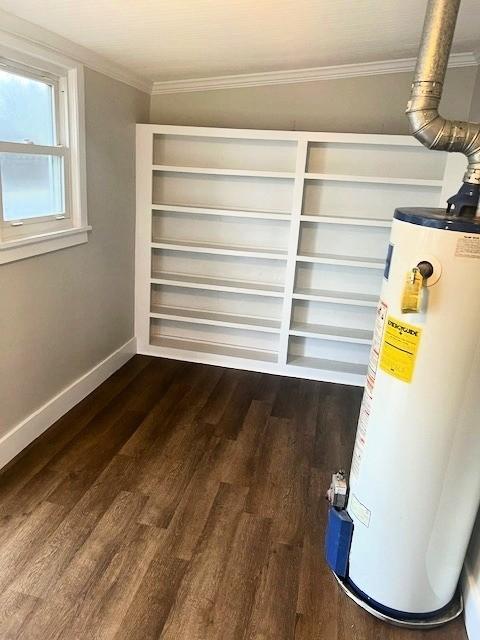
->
[0,8,152,94]
[151,52,477,95]
[0,8,476,98]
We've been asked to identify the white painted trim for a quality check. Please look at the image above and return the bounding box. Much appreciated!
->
[135,127,154,355]
[278,139,307,365]
[138,345,366,387]
[137,123,426,145]
[0,8,151,93]
[151,52,477,95]
[0,226,92,264]
[0,337,136,470]
[464,561,480,640]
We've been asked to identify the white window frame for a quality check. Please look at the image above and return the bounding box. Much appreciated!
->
[0,33,89,264]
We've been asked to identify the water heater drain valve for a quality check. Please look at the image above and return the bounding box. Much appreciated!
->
[327,471,348,509]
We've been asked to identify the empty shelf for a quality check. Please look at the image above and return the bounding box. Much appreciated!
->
[150,305,281,333]
[293,288,378,307]
[300,214,391,227]
[151,271,285,297]
[287,355,368,376]
[296,252,384,269]
[152,164,296,179]
[152,239,287,260]
[152,203,291,220]
[304,172,443,187]
[150,335,278,363]
[290,322,373,344]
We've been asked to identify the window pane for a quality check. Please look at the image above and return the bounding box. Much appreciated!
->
[0,153,64,221]
[0,68,55,145]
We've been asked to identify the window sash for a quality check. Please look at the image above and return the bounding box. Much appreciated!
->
[0,59,71,233]
[0,144,70,229]
[0,58,61,147]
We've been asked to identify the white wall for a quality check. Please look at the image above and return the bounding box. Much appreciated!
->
[150,66,477,133]
[0,68,149,439]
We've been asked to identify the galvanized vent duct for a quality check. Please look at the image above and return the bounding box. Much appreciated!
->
[406,0,480,191]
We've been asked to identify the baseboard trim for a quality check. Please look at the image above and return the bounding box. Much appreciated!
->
[0,337,136,471]
[464,561,480,640]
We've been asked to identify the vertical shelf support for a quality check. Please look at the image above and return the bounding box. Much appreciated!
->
[278,138,308,365]
[135,126,155,352]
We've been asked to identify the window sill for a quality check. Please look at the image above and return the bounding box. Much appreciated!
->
[0,226,92,264]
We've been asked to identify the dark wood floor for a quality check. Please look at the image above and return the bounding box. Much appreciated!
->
[0,356,467,640]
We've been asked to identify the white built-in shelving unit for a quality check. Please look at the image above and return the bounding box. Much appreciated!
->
[135,125,462,385]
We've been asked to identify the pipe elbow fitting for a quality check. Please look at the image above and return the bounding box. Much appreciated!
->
[407,107,480,185]
[407,109,445,150]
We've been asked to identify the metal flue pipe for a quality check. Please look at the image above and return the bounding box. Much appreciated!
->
[406,0,480,186]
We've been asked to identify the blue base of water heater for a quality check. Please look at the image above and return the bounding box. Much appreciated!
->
[332,573,463,630]
[325,506,463,628]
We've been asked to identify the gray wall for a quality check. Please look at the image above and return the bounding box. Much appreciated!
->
[469,63,480,121]
[150,66,477,133]
[0,68,149,436]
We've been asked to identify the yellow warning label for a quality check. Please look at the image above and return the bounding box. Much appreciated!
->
[379,315,422,383]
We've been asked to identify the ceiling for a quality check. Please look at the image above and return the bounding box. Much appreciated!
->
[0,0,479,84]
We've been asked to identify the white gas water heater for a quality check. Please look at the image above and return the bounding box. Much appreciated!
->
[325,0,480,629]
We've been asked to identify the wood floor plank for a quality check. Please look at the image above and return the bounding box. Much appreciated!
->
[336,595,386,640]
[63,523,162,640]
[117,357,188,417]
[251,370,282,404]
[170,363,224,427]
[16,491,147,640]
[295,468,338,640]
[119,379,190,458]
[245,416,308,545]
[314,383,362,472]
[244,541,302,640]
[0,464,66,519]
[196,368,240,425]
[47,410,146,509]
[165,435,231,560]
[0,589,40,640]
[113,546,188,640]
[11,454,137,599]
[206,512,272,640]
[293,378,320,466]
[271,376,302,420]
[136,421,215,528]
[0,501,66,593]
[120,362,213,465]
[214,370,261,439]
[159,482,249,640]
[218,400,272,487]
